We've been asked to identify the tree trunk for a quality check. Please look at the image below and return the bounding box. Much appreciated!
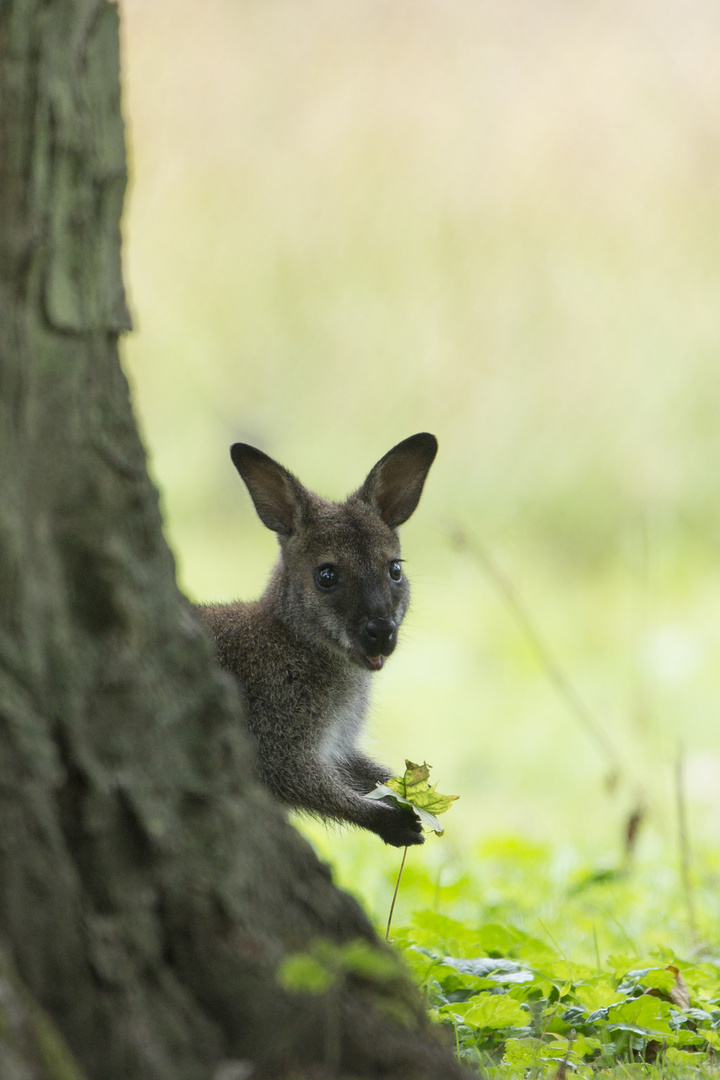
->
[0,3,470,1078]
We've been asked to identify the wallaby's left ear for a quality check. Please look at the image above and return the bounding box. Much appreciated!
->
[358,433,438,528]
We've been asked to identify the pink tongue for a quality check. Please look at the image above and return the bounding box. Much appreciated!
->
[366,655,384,670]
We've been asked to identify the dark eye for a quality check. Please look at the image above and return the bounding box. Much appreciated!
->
[388,560,403,582]
[315,564,339,591]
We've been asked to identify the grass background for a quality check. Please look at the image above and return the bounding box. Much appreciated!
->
[121,0,720,956]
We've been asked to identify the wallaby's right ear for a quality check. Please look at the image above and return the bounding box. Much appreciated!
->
[230,444,308,536]
[358,432,438,528]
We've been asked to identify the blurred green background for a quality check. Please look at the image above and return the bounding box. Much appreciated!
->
[121,0,720,867]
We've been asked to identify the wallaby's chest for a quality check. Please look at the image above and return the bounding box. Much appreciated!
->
[316,679,369,765]
[212,603,371,753]
[257,648,370,753]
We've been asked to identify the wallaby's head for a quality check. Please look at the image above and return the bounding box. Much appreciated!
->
[230,434,438,672]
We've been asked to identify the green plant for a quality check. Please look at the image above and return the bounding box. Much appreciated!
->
[365,761,458,939]
[367,836,720,1077]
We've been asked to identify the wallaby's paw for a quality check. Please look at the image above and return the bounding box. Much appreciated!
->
[378,806,425,847]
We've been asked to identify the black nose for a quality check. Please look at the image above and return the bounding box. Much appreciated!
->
[362,617,397,656]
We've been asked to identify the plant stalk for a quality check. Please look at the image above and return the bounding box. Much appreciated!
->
[676,746,698,941]
[386,846,408,941]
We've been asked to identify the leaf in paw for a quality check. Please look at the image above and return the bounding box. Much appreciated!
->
[364,764,458,838]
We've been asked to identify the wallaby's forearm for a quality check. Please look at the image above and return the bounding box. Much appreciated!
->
[262,752,423,847]
[336,751,392,794]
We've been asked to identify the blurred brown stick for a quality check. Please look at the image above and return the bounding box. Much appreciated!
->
[449,524,624,787]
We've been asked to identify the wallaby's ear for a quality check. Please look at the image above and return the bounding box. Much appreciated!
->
[230,443,308,536]
[358,433,438,528]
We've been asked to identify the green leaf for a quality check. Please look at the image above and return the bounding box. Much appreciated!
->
[605,995,675,1036]
[504,1034,600,1070]
[567,1033,602,1059]
[462,993,529,1030]
[538,959,597,985]
[476,922,552,962]
[666,1046,704,1064]
[622,966,676,995]
[368,761,459,835]
[573,978,626,1013]
[607,955,639,973]
[675,1030,705,1048]
[502,1036,546,1068]
[395,760,460,813]
[443,956,533,983]
[387,760,432,793]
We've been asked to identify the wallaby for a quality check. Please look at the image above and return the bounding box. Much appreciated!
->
[197,433,438,847]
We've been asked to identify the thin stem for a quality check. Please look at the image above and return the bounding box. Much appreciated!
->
[676,746,698,941]
[386,846,408,941]
[449,526,623,784]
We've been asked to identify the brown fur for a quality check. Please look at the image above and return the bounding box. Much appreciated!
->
[197,433,437,846]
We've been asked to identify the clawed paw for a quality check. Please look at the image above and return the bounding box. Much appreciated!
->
[379,805,425,847]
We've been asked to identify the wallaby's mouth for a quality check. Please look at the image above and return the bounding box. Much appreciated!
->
[363,654,384,671]
[349,649,388,672]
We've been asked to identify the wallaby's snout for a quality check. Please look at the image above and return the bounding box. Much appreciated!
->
[360,616,397,668]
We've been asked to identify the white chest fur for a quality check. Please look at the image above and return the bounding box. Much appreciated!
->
[318,675,370,766]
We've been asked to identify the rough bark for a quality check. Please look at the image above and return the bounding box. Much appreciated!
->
[0,3,470,1078]
[0,944,88,1080]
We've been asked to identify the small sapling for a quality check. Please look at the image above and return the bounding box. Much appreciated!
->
[365,760,458,938]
